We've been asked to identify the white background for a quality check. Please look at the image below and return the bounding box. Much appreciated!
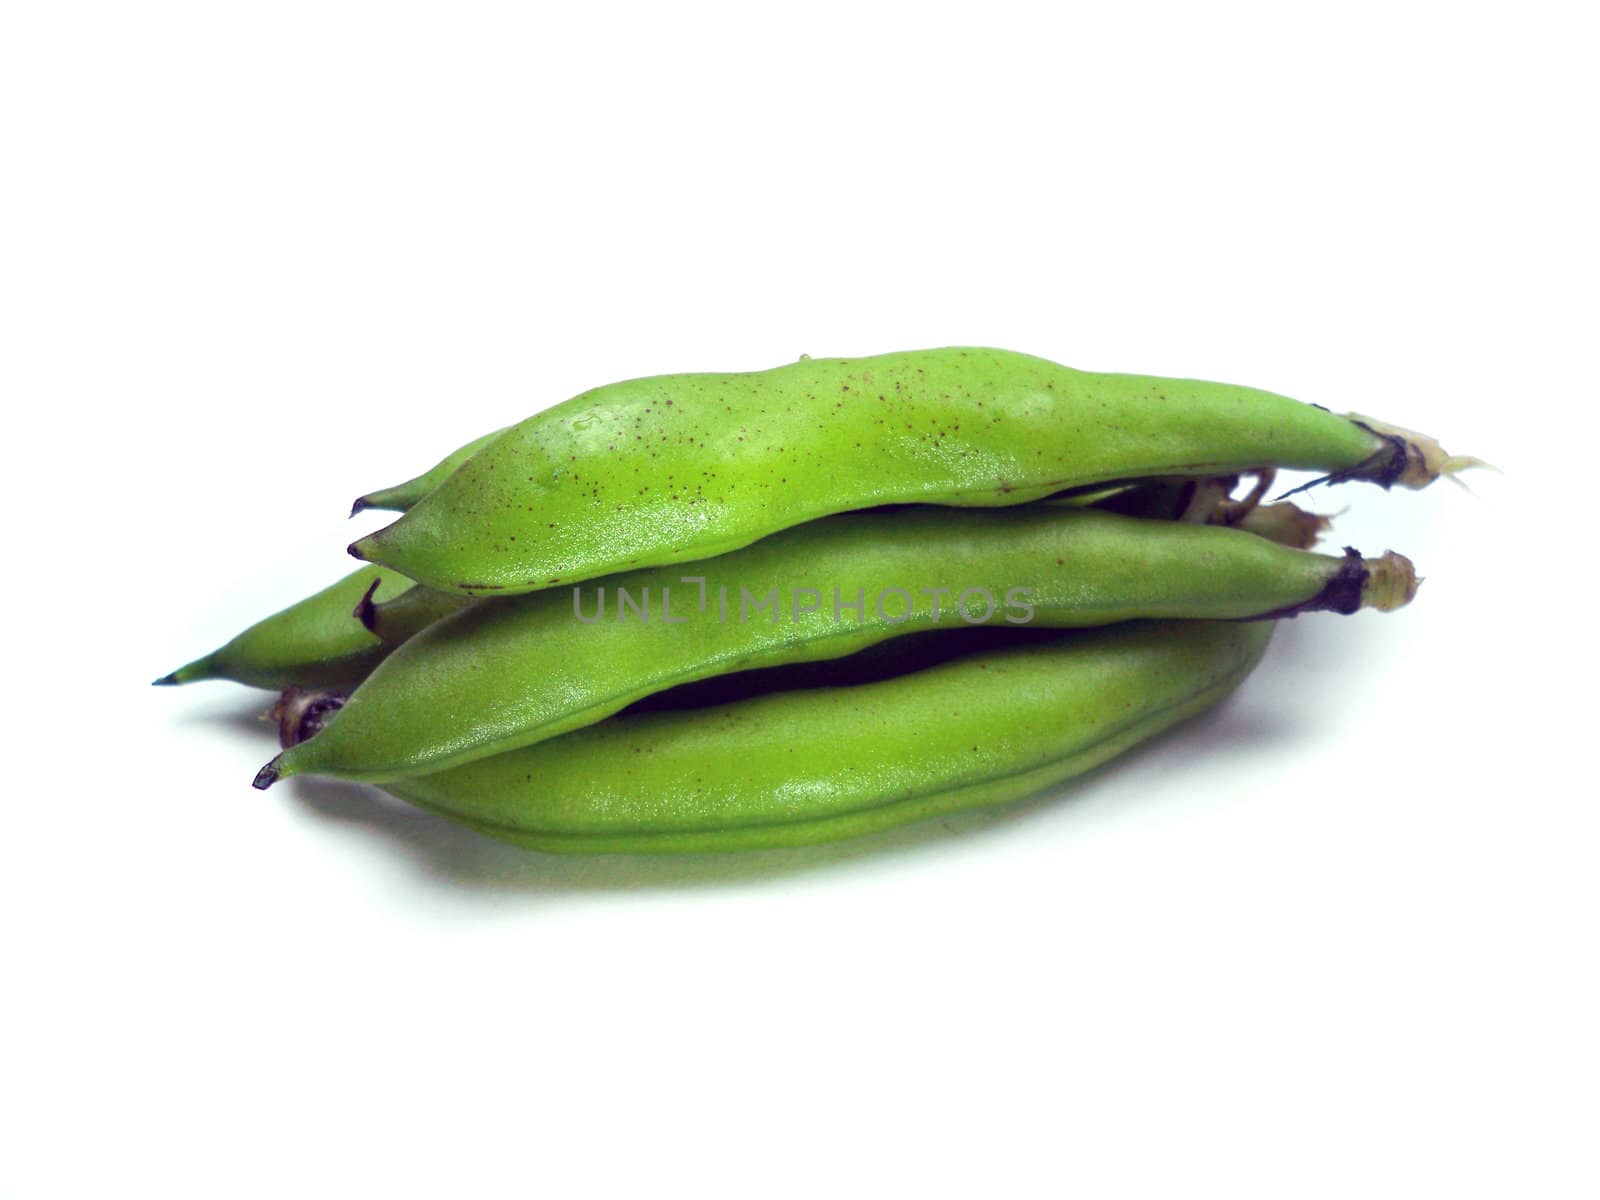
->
[3,2,1595,1197]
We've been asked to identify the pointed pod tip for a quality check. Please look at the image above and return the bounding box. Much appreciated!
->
[347,539,370,562]
[352,578,382,631]
[349,497,371,518]
[154,658,212,685]
[252,760,282,790]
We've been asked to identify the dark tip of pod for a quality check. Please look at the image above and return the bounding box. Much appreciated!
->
[349,496,371,518]
[346,539,370,562]
[352,578,382,632]
[151,672,180,686]
[1315,547,1371,615]
[252,760,281,790]
[1276,429,1410,501]
[1237,548,1369,621]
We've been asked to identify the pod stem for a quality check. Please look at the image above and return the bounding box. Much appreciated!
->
[1278,415,1485,498]
[1360,549,1422,611]
[1217,500,1332,550]
[1242,547,1420,619]
[1347,414,1491,489]
[1178,476,1235,524]
[1220,469,1276,524]
[271,686,349,749]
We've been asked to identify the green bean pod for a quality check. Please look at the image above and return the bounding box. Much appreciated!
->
[372,620,1274,853]
[153,565,413,690]
[352,474,1315,645]
[258,506,1414,787]
[351,346,1468,596]
[160,430,495,688]
[348,427,508,516]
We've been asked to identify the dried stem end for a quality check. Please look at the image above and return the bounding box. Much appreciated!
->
[1360,550,1422,612]
[1221,500,1332,550]
[268,687,349,750]
[1346,414,1490,490]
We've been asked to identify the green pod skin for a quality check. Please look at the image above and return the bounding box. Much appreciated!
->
[350,346,1460,596]
[258,506,1414,787]
[377,620,1274,853]
[348,427,508,517]
[154,566,413,690]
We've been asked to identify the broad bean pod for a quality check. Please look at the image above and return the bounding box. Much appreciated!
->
[349,427,508,516]
[351,347,1468,596]
[372,620,1274,853]
[258,506,1412,787]
[154,565,412,690]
